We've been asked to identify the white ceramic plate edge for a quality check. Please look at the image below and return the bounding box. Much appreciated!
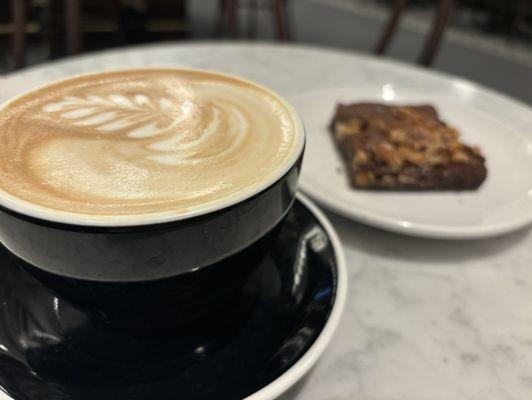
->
[299,181,532,240]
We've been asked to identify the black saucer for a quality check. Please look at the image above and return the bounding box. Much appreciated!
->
[0,198,340,400]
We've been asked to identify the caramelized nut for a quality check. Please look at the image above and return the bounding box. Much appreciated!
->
[389,128,407,143]
[375,141,402,169]
[452,150,469,162]
[447,128,460,138]
[354,172,375,187]
[397,146,425,165]
[431,155,448,164]
[448,141,462,150]
[335,120,361,138]
[354,150,369,164]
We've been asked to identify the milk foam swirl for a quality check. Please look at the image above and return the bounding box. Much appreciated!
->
[41,84,251,166]
[0,69,301,219]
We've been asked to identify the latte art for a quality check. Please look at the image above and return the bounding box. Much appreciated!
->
[0,69,302,220]
[41,84,256,166]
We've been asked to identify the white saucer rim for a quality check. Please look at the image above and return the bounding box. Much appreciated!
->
[245,192,348,400]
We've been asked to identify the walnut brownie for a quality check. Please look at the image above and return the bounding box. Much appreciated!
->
[329,102,487,190]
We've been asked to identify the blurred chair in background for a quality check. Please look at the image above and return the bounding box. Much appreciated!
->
[456,0,532,39]
[5,0,56,70]
[3,0,188,71]
[11,0,27,69]
[64,0,188,55]
[64,0,121,55]
[6,0,529,73]
[512,0,532,37]
[375,0,453,66]
[218,0,291,40]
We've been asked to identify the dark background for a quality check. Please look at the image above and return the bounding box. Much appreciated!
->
[1,0,531,103]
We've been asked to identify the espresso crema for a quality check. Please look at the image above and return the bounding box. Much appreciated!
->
[0,69,302,221]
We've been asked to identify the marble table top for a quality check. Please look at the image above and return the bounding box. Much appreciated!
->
[2,42,532,400]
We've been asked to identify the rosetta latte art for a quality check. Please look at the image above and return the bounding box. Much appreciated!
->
[41,88,250,166]
[0,69,300,217]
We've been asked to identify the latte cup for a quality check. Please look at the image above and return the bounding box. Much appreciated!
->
[0,163,301,280]
[0,68,305,327]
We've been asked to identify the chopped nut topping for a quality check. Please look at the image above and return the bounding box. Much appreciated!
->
[354,150,369,164]
[398,146,425,165]
[375,142,402,169]
[452,150,469,163]
[389,129,407,143]
[354,172,375,187]
[335,119,361,138]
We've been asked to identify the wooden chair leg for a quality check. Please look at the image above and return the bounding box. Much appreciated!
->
[47,0,61,59]
[111,0,124,46]
[512,0,531,35]
[273,0,290,41]
[64,0,82,55]
[226,0,239,38]
[418,0,453,66]
[246,0,258,39]
[12,0,27,69]
[374,0,407,55]
[215,0,227,36]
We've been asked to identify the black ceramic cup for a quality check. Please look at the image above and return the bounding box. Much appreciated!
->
[0,69,305,328]
[0,159,302,281]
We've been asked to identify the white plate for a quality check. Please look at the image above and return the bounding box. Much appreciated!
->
[291,86,532,239]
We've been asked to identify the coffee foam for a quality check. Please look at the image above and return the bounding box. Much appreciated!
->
[0,69,303,224]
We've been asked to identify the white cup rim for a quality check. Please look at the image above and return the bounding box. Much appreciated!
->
[0,67,305,227]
